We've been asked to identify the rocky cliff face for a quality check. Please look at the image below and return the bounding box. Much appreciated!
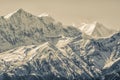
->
[0,9,119,80]
[0,9,81,52]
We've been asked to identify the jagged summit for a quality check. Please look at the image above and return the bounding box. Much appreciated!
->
[0,9,82,52]
[80,21,97,35]
[4,9,51,19]
[4,8,28,19]
[79,21,114,38]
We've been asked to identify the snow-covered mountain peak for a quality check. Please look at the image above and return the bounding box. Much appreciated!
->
[79,21,115,38]
[80,21,97,35]
[4,8,27,19]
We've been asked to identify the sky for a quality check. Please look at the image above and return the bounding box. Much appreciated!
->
[0,0,120,29]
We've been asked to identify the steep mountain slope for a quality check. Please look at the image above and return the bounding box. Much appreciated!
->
[0,32,119,80]
[0,9,81,52]
[0,9,119,80]
[85,32,120,78]
[79,22,115,38]
[63,32,120,79]
[0,42,101,80]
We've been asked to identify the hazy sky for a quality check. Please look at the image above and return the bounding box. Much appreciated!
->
[0,0,120,29]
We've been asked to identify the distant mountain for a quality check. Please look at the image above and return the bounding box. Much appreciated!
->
[79,22,115,38]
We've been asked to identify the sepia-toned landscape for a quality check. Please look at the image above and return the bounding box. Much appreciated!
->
[0,0,120,80]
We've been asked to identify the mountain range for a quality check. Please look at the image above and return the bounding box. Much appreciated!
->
[0,9,119,80]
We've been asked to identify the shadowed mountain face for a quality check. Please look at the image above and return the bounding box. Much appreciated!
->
[0,9,81,52]
[0,9,120,80]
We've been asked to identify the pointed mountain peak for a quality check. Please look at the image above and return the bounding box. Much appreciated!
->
[79,21,113,37]
[91,21,101,27]
[15,8,27,14]
[80,21,97,35]
[93,21,104,27]
[4,8,30,19]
